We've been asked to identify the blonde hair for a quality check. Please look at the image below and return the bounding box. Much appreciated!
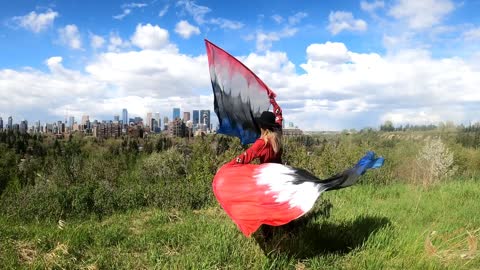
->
[261,128,282,153]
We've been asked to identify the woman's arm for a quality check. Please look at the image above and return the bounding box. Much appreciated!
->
[227,140,264,165]
[269,95,283,128]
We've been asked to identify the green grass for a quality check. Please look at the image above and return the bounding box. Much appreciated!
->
[1,180,480,269]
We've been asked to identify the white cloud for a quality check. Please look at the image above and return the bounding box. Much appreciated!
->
[305,42,351,65]
[108,32,130,52]
[176,0,243,30]
[113,9,131,20]
[11,9,58,33]
[131,23,170,50]
[175,20,200,39]
[272,14,283,24]
[255,27,298,51]
[114,2,147,20]
[159,4,170,17]
[123,2,147,8]
[360,0,385,13]
[58,24,82,50]
[463,28,480,40]
[90,34,105,49]
[327,11,367,35]
[209,18,243,30]
[288,12,308,25]
[85,50,208,98]
[388,0,454,29]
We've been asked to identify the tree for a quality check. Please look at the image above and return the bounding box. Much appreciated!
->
[380,120,394,132]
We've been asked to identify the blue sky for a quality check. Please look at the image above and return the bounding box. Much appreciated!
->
[1,0,480,130]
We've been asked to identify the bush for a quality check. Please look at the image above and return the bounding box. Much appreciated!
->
[415,138,457,187]
[141,147,187,183]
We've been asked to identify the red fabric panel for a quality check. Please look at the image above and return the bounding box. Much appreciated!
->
[213,163,305,237]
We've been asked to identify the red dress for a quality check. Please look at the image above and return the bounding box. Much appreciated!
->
[228,139,282,165]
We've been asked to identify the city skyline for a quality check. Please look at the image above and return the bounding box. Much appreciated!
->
[0,107,215,127]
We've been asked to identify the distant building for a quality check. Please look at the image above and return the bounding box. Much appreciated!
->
[8,116,13,130]
[183,112,190,122]
[193,110,199,126]
[282,128,303,136]
[163,116,169,131]
[81,115,89,125]
[168,118,186,137]
[122,109,128,126]
[69,116,75,129]
[93,122,122,140]
[35,121,41,133]
[173,108,180,120]
[127,125,144,138]
[0,117,3,131]
[114,115,120,122]
[130,117,143,125]
[200,110,210,131]
[19,120,28,134]
[146,112,153,128]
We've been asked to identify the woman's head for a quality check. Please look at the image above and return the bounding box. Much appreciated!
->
[256,111,277,131]
[257,111,282,153]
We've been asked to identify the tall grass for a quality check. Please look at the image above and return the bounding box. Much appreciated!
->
[1,180,479,269]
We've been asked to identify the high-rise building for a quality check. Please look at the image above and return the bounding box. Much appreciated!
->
[114,115,120,122]
[163,116,169,131]
[200,110,210,130]
[8,116,13,130]
[122,109,128,126]
[173,108,180,120]
[58,121,64,134]
[35,121,41,133]
[146,112,153,127]
[81,115,89,125]
[69,116,75,129]
[193,110,199,125]
[183,112,190,122]
[19,120,28,134]
[154,113,161,132]
[0,117,3,131]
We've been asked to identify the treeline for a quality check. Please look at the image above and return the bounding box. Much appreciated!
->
[0,130,479,223]
[379,120,480,132]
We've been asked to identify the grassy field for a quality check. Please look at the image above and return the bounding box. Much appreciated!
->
[1,179,479,270]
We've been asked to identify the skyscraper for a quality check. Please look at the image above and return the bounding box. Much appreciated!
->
[154,112,161,132]
[173,108,180,120]
[20,120,28,134]
[183,112,190,122]
[193,110,199,125]
[69,116,75,129]
[0,117,3,131]
[146,112,153,128]
[36,121,41,133]
[122,108,128,126]
[81,115,89,125]
[163,116,169,130]
[8,116,13,130]
[114,115,120,122]
[200,110,210,130]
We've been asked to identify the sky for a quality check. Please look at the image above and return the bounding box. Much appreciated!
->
[1,0,480,131]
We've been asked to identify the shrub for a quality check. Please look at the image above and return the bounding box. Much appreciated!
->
[415,138,457,187]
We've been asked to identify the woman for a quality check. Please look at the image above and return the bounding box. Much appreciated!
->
[228,96,283,166]
[227,98,284,248]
